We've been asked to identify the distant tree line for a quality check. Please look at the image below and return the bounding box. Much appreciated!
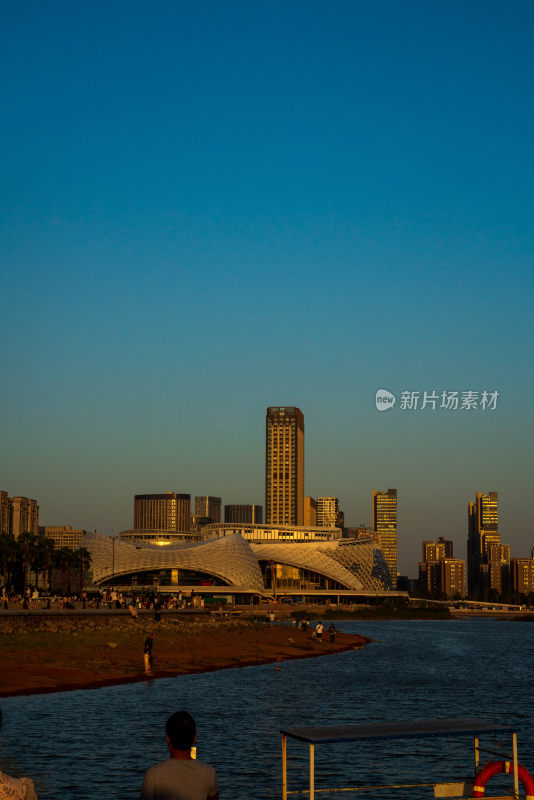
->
[0,532,92,595]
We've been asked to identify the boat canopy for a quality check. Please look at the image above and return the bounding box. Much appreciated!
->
[280,717,517,744]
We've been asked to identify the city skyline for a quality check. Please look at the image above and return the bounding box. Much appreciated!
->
[2,1,533,574]
[2,462,530,579]
[1,407,532,577]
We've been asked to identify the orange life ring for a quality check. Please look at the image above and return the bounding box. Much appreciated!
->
[473,760,534,800]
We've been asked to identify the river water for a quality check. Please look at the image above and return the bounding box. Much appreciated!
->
[1,618,533,799]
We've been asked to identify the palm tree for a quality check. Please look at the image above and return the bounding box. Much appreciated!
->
[75,547,92,595]
[0,533,18,589]
[54,548,74,595]
[33,537,55,592]
[17,532,40,593]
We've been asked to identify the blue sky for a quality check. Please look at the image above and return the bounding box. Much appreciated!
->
[1,0,533,574]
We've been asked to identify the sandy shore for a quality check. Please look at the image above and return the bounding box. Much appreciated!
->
[0,620,370,697]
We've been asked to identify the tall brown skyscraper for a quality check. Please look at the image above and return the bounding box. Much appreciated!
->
[265,407,304,525]
[372,489,397,587]
[467,491,499,594]
[134,492,191,532]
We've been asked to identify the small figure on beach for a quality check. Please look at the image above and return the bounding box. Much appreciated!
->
[139,710,219,800]
[269,611,275,629]
[315,621,324,643]
[328,622,336,643]
[144,632,155,674]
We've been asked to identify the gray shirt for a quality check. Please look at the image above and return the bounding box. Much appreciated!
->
[140,758,218,800]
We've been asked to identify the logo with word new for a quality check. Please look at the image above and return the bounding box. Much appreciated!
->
[375,389,396,411]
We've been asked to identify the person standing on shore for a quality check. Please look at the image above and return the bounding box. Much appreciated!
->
[315,621,324,644]
[144,633,155,674]
[328,622,336,643]
[140,710,218,800]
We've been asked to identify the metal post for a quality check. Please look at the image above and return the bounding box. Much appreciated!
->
[282,734,287,800]
[309,743,315,800]
[474,736,480,773]
[512,733,519,800]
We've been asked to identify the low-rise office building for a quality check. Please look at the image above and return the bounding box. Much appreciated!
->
[40,525,86,550]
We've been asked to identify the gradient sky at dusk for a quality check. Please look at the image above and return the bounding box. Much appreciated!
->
[2,0,533,574]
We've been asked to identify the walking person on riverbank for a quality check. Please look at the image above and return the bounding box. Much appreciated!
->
[315,621,324,644]
[144,633,155,674]
[140,710,219,800]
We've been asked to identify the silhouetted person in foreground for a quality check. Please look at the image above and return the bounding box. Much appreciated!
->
[140,710,219,800]
[0,708,38,799]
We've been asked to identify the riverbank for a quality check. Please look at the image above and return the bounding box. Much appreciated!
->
[0,616,369,697]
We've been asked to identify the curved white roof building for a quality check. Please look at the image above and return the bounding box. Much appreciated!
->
[83,532,265,592]
[83,529,392,594]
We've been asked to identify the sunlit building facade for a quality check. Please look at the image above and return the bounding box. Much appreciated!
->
[422,538,453,561]
[201,522,341,542]
[303,497,317,527]
[316,497,340,528]
[224,505,263,524]
[134,492,191,532]
[467,491,509,597]
[40,525,86,550]
[194,496,221,524]
[511,558,534,597]
[9,496,39,539]
[266,407,304,526]
[372,489,397,587]
[441,558,466,598]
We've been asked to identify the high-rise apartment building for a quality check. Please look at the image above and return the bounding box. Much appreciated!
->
[0,490,9,534]
[303,497,317,527]
[372,489,397,587]
[9,496,39,538]
[224,505,263,524]
[194,496,221,524]
[422,537,454,562]
[511,558,534,597]
[265,407,304,526]
[316,497,340,528]
[467,491,509,597]
[134,493,191,532]
[419,561,442,595]
[419,537,465,598]
[441,558,466,598]
[40,525,86,550]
